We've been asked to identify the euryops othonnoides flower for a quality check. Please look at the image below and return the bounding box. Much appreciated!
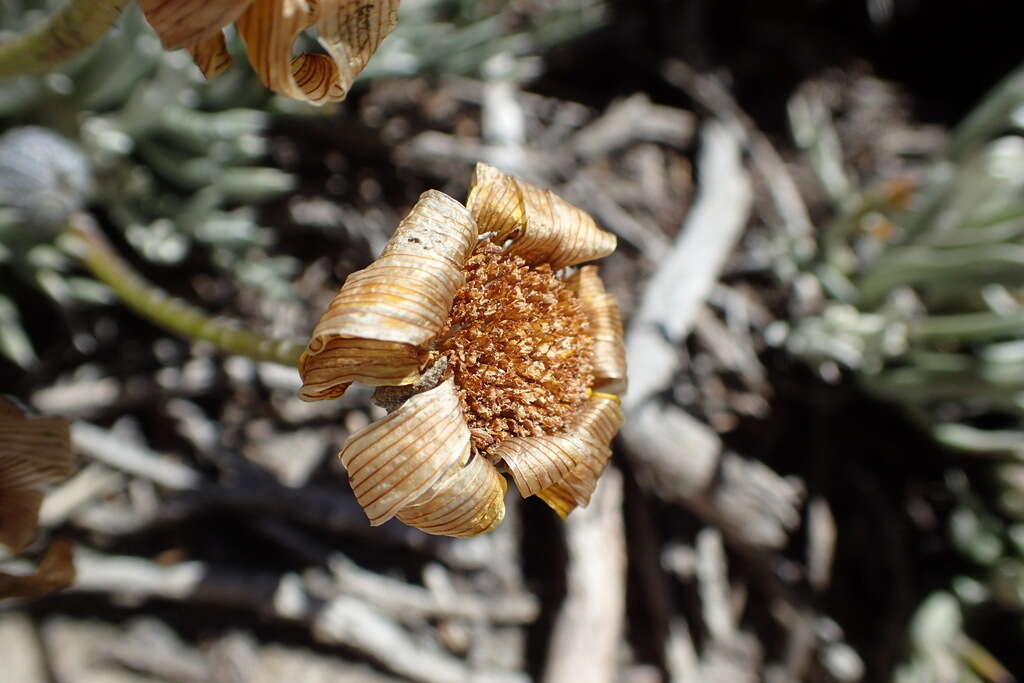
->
[140,0,398,104]
[299,163,627,537]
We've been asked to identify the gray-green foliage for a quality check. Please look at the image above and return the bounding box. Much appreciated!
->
[363,0,606,82]
[0,0,609,366]
[0,2,297,365]
[788,64,1024,680]
[788,64,1024,453]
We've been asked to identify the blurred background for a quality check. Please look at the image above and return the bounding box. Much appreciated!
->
[3,0,1024,681]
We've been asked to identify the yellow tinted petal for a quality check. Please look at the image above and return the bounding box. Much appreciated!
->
[140,0,251,49]
[340,378,471,526]
[236,0,398,104]
[397,453,506,537]
[491,394,622,509]
[537,485,576,520]
[466,162,616,270]
[299,190,477,400]
[567,266,627,395]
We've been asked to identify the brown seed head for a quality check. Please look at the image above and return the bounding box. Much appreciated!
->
[429,244,594,456]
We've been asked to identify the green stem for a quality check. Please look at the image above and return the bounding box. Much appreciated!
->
[911,310,1024,344]
[68,215,305,368]
[0,0,131,78]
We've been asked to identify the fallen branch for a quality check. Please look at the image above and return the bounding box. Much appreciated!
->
[621,120,803,549]
[542,468,626,683]
[71,550,527,683]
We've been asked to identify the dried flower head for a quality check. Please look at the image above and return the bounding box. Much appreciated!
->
[299,163,627,537]
[140,0,398,105]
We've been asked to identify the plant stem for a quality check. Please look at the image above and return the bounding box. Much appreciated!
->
[0,0,131,78]
[68,215,305,368]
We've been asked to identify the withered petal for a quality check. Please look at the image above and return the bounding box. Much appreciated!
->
[466,162,617,270]
[339,378,471,526]
[140,0,252,49]
[397,453,506,537]
[299,339,421,401]
[0,410,73,491]
[0,539,75,599]
[0,489,42,554]
[536,485,576,520]
[567,266,627,395]
[299,190,477,400]
[491,394,623,512]
[236,0,399,105]
[187,32,233,80]
[0,398,73,554]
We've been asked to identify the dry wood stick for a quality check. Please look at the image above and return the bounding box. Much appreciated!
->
[621,120,802,549]
[542,468,627,683]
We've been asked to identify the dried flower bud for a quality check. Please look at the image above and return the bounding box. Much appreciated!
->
[300,163,627,536]
[0,127,91,240]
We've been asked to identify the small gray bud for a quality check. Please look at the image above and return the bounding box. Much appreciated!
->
[0,126,91,241]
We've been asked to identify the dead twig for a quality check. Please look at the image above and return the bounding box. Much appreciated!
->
[542,468,627,683]
[70,550,527,683]
[311,554,539,625]
[662,59,816,269]
[621,120,802,549]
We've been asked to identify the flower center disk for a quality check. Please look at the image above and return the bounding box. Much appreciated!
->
[429,245,594,456]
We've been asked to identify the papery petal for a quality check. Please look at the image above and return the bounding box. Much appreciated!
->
[567,266,627,395]
[299,190,477,401]
[396,453,506,537]
[236,0,399,105]
[140,0,252,49]
[0,405,72,491]
[0,539,75,599]
[0,489,42,554]
[491,394,622,510]
[299,339,421,401]
[536,485,576,519]
[340,378,471,526]
[466,162,616,270]
[0,399,72,553]
[187,33,233,79]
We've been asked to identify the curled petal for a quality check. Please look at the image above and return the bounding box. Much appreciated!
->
[0,406,72,491]
[0,489,42,554]
[0,539,75,599]
[0,399,73,552]
[187,33,233,79]
[299,339,421,401]
[340,378,471,526]
[536,484,576,519]
[397,454,506,537]
[567,266,627,394]
[236,0,399,105]
[466,162,616,270]
[491,394,623,512]
[299,191,477,400]
[140,0,251,49]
